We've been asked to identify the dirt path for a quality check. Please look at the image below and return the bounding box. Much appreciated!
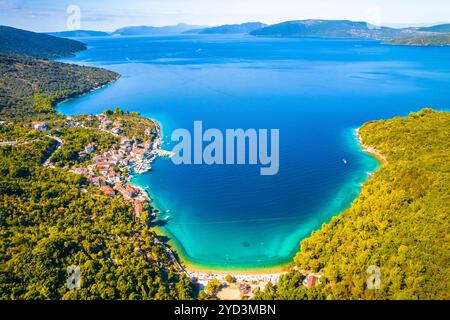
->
[42,135,64,167]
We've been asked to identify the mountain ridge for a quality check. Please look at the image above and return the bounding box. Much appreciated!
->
[46,30,110,38]
[184,22,267,34]
[417,23,450,33]
[112,23,208,36]
[0,25,87,59]
[250,19,408,39]
[42,21,450,42]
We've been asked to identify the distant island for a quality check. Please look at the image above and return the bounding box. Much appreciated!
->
[38,20,450,46]
[111,23,207,36]
[46,30,110,38]
[184,22,267,34]
[386,33,450,46]
[250,19,402,38]
[249,20,450,46]
[416,23,450,33]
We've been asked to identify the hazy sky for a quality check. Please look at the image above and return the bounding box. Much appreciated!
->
[0,0,449,32]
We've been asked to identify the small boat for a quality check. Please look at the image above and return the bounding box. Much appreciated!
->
[166,209,171,213]
[342,159,348,164]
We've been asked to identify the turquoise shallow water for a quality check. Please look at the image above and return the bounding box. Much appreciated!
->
[58,35,450,270]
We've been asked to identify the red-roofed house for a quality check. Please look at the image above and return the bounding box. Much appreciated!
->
[303,274,321,288]
[134,202,143,220]
[100,185,115,197]
[131,147,146,159]
[32,122,49,131]
[126,185,138,198]
[116,183,138,199]
[96,162,110,170]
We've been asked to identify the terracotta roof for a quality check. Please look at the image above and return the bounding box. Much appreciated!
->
[100,186,115,196]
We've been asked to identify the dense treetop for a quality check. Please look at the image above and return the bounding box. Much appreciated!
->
[0,137,192,299]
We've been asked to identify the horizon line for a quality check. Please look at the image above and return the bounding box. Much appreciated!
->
[3,18,449,34]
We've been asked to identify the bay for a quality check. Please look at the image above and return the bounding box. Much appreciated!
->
[58,34,450,270]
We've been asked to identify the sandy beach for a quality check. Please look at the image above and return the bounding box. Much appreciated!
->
[355,128,388,165]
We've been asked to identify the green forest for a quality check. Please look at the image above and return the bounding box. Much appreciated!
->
[0,51,193,299]
[0,53,118,119]
[0,138,192,299]
[254,109,449,300]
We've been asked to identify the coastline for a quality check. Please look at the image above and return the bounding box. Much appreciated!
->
[55,73,121,110]
[355,127,388,165]
[185,263,289,276]
[125,120,169,199]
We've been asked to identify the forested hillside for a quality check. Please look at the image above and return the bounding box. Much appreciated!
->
[0,137,192,299]
[255,109,449,300]
[0,32,193,299]
[0,53,118,119]
[0,25,86,59]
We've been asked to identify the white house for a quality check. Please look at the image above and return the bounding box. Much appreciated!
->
[33,122,49,131]
[85,143,96,154]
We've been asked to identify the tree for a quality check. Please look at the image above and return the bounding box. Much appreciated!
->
[225,274,235,283]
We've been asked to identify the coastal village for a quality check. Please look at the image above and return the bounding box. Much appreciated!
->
[30,112,173,224]
[68,113,174,222]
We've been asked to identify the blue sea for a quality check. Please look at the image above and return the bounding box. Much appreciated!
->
[58,35,450,270]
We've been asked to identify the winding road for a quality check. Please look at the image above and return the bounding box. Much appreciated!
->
[0,135,65,166]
